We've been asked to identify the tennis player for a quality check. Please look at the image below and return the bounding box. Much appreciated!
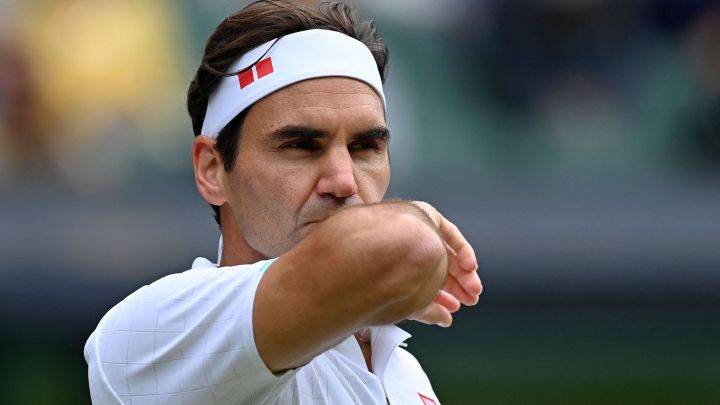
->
[85,1,482,404]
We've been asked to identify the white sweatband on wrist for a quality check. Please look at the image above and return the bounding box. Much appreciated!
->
[200,29,387,138]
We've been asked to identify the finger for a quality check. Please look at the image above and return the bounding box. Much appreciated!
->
[437,215,477,272]
[434,289,461,313]
[444,250,478,303]
[446,247,483,297]
[409,303,453,327]
[443,273,480,306]
[456,243,478,272]
[453,265,483,297]
[411,201,478,272]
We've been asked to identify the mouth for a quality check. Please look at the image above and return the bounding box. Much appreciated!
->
[297,220,322,237]
[300,206,347,228]
[301,213,333,228]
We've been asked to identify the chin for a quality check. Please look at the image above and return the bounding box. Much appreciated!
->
[291,227,310,243]
[264,235,302,259]
[257,223,317,258]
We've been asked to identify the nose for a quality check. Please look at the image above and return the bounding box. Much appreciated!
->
[315,147,358,199]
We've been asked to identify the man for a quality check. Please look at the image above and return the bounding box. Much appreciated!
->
[85,1,482,404]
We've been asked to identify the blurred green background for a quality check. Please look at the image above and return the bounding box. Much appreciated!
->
[1,0,719,403]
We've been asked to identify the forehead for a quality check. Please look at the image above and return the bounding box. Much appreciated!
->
[242,77,386,133]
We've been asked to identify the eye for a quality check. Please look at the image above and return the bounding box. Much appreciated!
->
[283,139,321,151]
[348,141,380,151]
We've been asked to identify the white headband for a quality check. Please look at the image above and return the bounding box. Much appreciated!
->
[200,29,387,138]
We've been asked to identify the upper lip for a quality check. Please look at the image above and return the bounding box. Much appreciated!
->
[302,212,333,226]
[302,205,349,226]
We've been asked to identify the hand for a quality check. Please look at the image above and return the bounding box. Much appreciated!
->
[408,201,483,327]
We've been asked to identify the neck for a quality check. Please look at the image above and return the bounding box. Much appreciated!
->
[355,331,373,372]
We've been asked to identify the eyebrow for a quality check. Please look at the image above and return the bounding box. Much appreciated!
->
[268,125,391,142]
[269,125,327,142]
[355,126,391,143]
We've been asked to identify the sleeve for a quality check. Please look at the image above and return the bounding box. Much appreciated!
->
[84,259,296,405]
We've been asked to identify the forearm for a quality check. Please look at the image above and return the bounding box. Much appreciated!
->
[330,201,448,324]
[253,201,448,372]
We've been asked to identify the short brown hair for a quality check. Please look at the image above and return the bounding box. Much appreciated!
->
[187,0,389,226]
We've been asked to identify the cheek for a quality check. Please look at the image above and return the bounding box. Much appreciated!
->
[234,160,315,227]
[357,159,390,200]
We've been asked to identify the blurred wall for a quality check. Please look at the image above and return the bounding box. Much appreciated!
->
[1,0,718,403]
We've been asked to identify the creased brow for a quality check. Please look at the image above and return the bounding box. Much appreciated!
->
[268,125,390,143]
[353,126,390,143]
[269,125,328,142]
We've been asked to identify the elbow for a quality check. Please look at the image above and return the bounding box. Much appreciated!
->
[369,213,447,321]
[398,213,447,286]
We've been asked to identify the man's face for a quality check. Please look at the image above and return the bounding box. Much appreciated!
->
[221,77,390,258]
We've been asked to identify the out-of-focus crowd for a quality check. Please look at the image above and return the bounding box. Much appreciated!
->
[0,1,190,192]
[1,0,718,194]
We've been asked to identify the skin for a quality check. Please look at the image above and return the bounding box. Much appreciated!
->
[193,77,482,373]
[224,77,390,259]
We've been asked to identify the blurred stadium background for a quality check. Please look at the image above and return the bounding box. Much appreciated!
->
[1,0,719,403]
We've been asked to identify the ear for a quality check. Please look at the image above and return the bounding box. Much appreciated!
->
[192,135,227,206]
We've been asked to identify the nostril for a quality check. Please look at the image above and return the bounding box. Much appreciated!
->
[316,172,358,199]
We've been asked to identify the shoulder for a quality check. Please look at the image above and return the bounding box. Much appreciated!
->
[84,259,282,404]
[87,258,277,344]
[122,258,275,305]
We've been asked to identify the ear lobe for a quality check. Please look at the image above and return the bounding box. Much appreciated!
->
[192,135,227,206]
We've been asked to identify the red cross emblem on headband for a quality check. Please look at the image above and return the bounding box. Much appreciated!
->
[238,57,274,89]
[418,393,437,405]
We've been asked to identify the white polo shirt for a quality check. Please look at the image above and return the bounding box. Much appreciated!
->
[84,257,441,404]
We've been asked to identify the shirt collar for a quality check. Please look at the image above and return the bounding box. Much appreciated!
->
[369,324,412,381]
[333,324,412,381]
[191,257,217,269]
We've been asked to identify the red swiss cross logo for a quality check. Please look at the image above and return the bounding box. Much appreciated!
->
[238,57,275,89]
[418,393,437,405]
